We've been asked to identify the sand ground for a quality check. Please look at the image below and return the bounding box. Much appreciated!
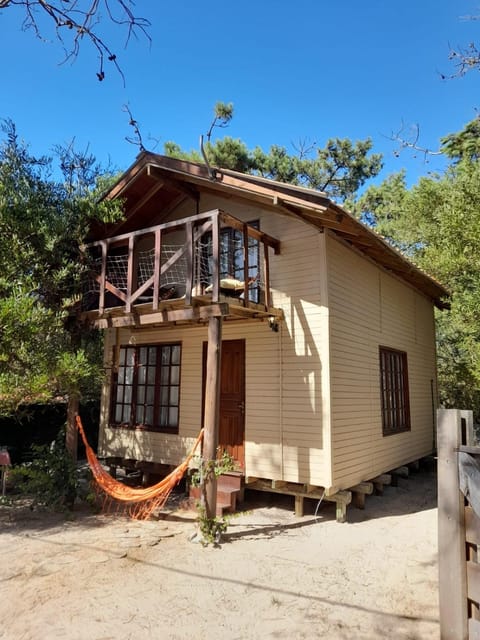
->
[0,468,439,640]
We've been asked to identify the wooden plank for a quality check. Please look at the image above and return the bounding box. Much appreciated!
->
[469,617,480,640]
[350,483,373,510]
[295,495,304,517]
[185,221,193,306]
[372,474,391,495]
[466,507,480,545]
[202,315,223,520]
[437,408,468,640]
[458,445,480,455]
[350,482,374,495]
[93,303,230,329]
[152,228,161,311]
[461,409,475,446]
[468,560,480,604]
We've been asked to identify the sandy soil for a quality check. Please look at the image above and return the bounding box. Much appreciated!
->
[0,469,439,640]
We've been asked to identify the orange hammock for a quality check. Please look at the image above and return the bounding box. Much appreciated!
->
[76,415,203,520]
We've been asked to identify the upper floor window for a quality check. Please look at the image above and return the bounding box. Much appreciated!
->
[111,344,181,433]
[379,346,411,436]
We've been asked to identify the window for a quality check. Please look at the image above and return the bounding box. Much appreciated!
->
[379,347,411,436]
[203,221,260,303]
[111,344,181,433]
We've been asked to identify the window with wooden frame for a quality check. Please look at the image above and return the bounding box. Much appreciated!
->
[379,346,411,436]
[202,221,261,303]
[111,344,181,433]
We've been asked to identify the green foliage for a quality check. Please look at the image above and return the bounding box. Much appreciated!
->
[196,502,228,546]
[190,449,236,488]
[0,120,123,414]
[164,104,383,203]
[356,152,480,418]
[441,117,480,162]
[9,431,78,509]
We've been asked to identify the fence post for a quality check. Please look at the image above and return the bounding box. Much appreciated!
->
[437,408,468,639]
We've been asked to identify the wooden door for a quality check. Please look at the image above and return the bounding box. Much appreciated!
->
[203,339,245,468]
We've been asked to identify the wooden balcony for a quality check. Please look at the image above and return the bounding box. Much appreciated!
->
[80,209,281,328]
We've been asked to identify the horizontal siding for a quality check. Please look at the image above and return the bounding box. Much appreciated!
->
[98,197,333,487]
[327,233,436,491]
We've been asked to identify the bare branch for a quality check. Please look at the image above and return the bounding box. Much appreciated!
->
[292,137,317,160]
[0,0,151,83]
[445,41,480,79]
[387,121,443,161]
[122,103,145,151]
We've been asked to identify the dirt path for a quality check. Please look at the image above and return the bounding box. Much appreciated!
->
[0,469,439,639]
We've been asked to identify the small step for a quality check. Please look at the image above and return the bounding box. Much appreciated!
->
[217,471,243,491]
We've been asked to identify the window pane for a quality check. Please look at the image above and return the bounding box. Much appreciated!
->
[115,405,123,423]
[118,368,125,384]
[170,366,180,385]
[139,347,147,364]
[148,347,157,365]
[138,365,146,384]
[126,348,135,366]
[160,386,169,404]
[171,345,181,365]
[170,387,179,406]
[136,405,144,423]
[145,406,154,425]
[161,347,170,365]
[160,406,168,426]
[160,366,170,384]
[116,386,124,403]
[125,365,134,385]
[147,366,156,385]
[124,386,132,404]
[146,386,155,404]
[122,406,131,423]
[136,385,145,404]
[169,407,178,426]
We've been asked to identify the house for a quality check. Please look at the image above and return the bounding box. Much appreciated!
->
[81,152,448,518]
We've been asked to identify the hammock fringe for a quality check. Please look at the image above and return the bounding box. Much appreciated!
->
[76,415,203,520]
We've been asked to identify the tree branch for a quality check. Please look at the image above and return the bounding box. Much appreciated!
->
[0,0,151,83]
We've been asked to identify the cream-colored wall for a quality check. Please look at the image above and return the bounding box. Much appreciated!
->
[98,192,437,493]
[99,194,332,486]
[326,232,437,492]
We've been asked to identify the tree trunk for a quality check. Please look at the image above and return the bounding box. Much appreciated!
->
[66,394,79,461]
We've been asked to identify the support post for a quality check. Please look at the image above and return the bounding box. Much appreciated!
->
[437,408,468,639]
[202,315,223,520]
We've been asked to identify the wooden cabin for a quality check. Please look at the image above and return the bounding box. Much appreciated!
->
[81,152,448,515]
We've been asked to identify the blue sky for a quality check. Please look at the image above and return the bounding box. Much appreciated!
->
[1,0,479,188]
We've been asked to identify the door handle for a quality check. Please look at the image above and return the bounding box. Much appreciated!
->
[238,401,245,414]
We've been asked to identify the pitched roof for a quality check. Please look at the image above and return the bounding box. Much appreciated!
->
[95,151,449,309]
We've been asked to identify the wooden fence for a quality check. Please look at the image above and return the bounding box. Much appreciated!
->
[438,408,480,639]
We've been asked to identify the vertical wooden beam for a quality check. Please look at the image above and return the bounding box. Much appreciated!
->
[125,235,134,313]
[152,228,161,311]
[211,212,220,302]
[243,223,249,309]
[185,221,194,306]
[461,409,474,446]
[263,241,271,311]
[437,408,468,639]
[99,240,107,314]
[202,315,223,520]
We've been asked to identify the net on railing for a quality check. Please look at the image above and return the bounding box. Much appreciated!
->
[82,237,262,309]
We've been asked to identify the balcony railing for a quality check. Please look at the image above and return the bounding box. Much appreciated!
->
[82,209,280,316]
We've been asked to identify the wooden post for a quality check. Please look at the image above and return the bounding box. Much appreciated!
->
[437,408,468,639]
[202,315,223,520]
